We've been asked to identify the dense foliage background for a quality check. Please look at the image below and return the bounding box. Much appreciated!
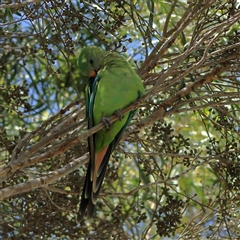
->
[1,0,240,239]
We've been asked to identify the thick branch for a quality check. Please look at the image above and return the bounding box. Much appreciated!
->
[138,63,230,128]
[0,154,88,200]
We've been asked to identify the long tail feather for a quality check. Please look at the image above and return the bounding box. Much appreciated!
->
[78,110,136,222]
[77,146,110,222]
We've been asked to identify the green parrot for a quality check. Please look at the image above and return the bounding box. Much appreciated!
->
[77,46,145,221]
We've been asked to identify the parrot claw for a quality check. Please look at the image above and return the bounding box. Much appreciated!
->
[114,110,123,120]
[100,117,111,129]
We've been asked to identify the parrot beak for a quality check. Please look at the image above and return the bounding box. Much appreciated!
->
[89,70,97,77]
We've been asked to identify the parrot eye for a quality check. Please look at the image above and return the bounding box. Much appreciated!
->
[89,59,94,64]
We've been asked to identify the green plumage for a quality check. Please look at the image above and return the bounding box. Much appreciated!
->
[77,46,145,221]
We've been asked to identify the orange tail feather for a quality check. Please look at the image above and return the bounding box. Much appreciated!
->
[93,146,108,192]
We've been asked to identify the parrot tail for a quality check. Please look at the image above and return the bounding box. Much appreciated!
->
[77,146,112,222]
[78,109,138,222]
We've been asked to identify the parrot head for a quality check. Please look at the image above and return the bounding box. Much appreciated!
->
[78,46,106,78]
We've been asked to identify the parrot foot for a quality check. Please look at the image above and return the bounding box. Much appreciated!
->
[114,110,123,120]
[100,117,111,129]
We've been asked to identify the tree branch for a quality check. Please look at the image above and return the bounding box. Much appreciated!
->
[0,154,88,200]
